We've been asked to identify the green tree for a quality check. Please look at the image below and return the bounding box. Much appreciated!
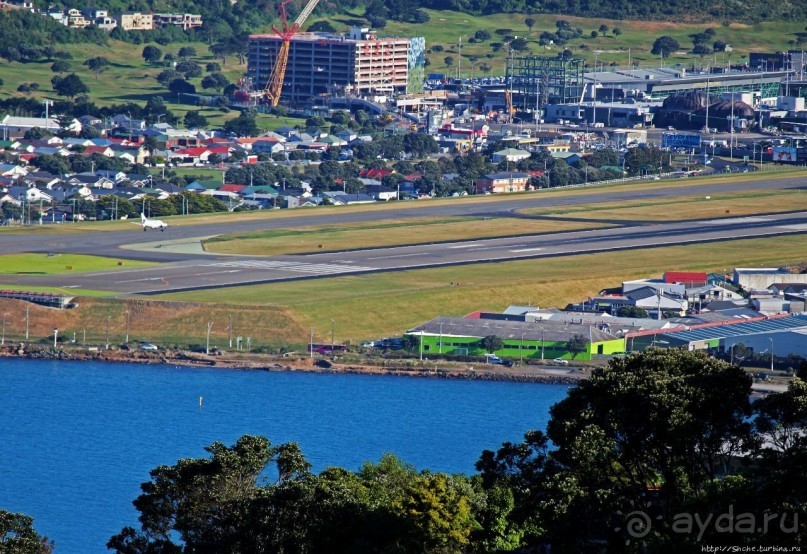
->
[51,73,88,99]
[183,110,208,129]
[141,45,162,65]
[481,335,504,353]
[168,78,195,96]
[0,510,53,553]
[397,474,476,551]
[651,35,680,58]
[566,334,587,358]
[598,24,609,34]
[177,46,197,59]
[50,60,70,73]
[612,27,622,37]
[444,55,454,67]
[83,56,108,80]
[156,69,182,87]
[525,17,535,32]
[201,72,229,92]
[615,305,649,318]
[224,111,259,137]
[205,62,221,72]
[176,60,202,79]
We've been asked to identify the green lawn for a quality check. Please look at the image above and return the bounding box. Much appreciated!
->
[0,253,153,275]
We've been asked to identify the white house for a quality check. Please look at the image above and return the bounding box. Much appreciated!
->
[492,148,531,163]
[0,115,81,134]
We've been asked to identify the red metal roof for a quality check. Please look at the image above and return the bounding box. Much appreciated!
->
[664,271,708,283]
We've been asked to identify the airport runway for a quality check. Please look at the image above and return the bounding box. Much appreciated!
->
[5,211,807,295]
[0,175,804,261]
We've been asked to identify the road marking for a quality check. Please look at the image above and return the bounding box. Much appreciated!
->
[777,224,807,231]
[448,244,481,249]
[703,216,770,225]
[365,253,426,260]
[510,247,544,253]
[207,260,376,275]
[469,244,527,251]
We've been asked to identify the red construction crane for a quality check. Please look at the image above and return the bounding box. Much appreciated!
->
[263,0,321,106]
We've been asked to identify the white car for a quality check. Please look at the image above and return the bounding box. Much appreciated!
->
[552,358,569,366]
[139,343,159,351]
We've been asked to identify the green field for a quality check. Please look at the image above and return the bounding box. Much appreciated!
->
[0,253,153,275]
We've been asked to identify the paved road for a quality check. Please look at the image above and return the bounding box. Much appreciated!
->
[0,175,804,261]
[6,211,807,295]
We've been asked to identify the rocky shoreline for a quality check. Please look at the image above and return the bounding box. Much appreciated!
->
[0,345,586,385]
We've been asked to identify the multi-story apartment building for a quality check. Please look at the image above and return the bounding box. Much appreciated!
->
[153,13,202,30]
[117,11,153,31]
[248,27,415,105]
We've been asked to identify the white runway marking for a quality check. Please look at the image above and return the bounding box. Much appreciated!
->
[448,244,481,249]
[207,260,376,275]
[703,216,770,225]
[777,224,807,231]
[510,247,544,253]
[366,253,427,260]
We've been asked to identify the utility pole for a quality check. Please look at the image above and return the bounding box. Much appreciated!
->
[124,310,130,344]
[106,316,111,349]
[309,326,314,358]
[330,319,335,350]
[206,322,214,354]
[228,314,233,348]
[53,328,58,348]
[1,312,8,345]
[25,305,29,340]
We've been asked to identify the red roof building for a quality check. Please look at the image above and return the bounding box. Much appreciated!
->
[219,184,246,193]
[359,168,392,179]
[664,272,708,286]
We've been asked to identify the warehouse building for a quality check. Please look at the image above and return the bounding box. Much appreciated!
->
[247,28,422,105]
[405,315,625,361]
[627,315,807,360]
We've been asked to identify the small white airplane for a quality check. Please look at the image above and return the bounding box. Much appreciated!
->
[135,213,168,232]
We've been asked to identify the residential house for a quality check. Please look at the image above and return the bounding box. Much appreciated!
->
[252,138,285,155]
[0,163,28,179]
[492,148,531,163]
[68,175,115,189]
[365,184,398,201]
[117,11,153,30]
[82,8,117,30]
[65,8,91,28]
[475,172,530,194]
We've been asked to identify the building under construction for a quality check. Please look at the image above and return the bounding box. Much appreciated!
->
[505,55,585,111]
[247,27,420,105]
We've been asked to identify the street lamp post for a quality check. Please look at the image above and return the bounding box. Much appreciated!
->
[330,319,335,350]
[520,333,525,365]
[1,312,8,345]
[53,328,58,348]
[439,322,443,354]
[541,329,545,360]
[206,322,214,354]
[770,338,774,371]
[105,316,111,349]
[125,310,130,344]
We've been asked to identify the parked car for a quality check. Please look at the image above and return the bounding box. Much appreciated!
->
[139,342,159,351]
[552,358,569,365]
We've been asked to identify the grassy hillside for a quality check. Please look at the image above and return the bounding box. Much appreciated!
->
[0,39,303,130]
[329,9,805,75]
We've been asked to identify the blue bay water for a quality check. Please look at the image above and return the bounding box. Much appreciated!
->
[0,358,569,553]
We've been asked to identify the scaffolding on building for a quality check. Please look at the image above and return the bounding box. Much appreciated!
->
[506,56,585,111]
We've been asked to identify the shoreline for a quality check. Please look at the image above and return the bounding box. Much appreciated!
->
[0,345,586,385]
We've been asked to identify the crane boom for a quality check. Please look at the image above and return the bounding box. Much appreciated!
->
[263,0,322,106]
[295,0,320,27]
